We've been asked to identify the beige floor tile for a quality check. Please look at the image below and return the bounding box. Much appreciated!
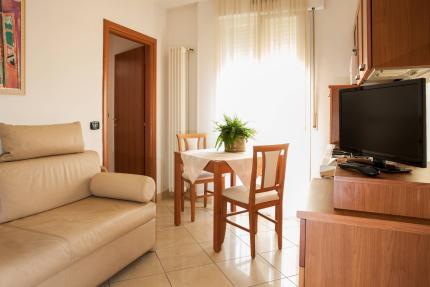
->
[182,209,214,225]
[259,247,299,277]
[238,231,295,253]
[167,264,233,287]
[156,205,173,216]
[182,205,213,214]
[184,222,235,243]
[109,252,164,283]
[282,218,300,228]
[200,233,251,262]
[229,214,274,236]
[156,243,212,272]
[155,226,196,250]
[156,214,181,232]
[216,256,284,287]
[254,278,297,287]
[287,275,299,286]
[156,197,176,207]
[282,226,300,246]
[110,273,171,287]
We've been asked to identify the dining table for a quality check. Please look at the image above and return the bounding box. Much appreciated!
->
[174,149,255,252]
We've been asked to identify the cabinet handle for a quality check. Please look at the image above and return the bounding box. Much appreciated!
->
[359,64,366,71]
[355,74,360,81]
[352,48,358,56]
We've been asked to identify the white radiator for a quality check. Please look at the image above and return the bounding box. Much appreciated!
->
[168,47,189,192]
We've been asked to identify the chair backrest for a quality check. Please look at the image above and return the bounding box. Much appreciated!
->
[176,133,207,152]
[249,144,289,205]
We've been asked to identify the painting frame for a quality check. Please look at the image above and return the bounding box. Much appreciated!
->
[0,0,24,96]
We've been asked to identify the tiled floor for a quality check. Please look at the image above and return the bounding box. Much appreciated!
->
[103,195,300,287]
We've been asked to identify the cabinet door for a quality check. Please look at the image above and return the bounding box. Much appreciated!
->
[372,0,430,68]
[353,1,363,84]
[353,21,359,82]
[304,220,430,286]
[357,2,363,73]
[359,0,371,81]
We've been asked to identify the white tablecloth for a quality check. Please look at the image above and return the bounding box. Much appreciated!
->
[181,149,254,188]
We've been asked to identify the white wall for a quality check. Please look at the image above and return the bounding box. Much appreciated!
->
[107,34,143,172]
[0,0,167,192]
[166,3,198,132]
[311,0,358,176]
[162,3,199,192]
[196,0,217,145]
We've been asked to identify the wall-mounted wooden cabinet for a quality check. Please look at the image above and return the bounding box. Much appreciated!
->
[353,0,430,84]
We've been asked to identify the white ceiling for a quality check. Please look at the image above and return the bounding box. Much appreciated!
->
[157,0,200,9]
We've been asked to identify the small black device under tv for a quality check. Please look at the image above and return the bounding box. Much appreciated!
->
[339,78,427,172]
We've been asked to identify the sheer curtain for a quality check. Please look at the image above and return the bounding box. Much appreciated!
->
[215,0,309,212]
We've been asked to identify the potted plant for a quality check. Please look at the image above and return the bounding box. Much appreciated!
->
[215,115,256,152]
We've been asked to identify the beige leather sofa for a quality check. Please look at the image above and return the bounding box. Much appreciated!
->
[0,122,156,287]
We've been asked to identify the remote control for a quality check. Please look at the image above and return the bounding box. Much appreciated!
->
[338,162,380,177]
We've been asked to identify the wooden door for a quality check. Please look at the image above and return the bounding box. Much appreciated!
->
[114,46,145,175]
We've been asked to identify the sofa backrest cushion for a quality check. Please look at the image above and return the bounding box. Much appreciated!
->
[0,122,84,162]
[0,151,100,223]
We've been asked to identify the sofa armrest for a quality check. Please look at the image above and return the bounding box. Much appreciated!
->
[90,173,155,203]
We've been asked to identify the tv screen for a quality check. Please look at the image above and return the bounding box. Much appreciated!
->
[339,78,427,167]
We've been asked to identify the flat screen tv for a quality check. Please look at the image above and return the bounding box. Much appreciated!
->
[339,78,427,168]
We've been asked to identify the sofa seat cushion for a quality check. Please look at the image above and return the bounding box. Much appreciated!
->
[0,225,72,287]
[6,197,156,262]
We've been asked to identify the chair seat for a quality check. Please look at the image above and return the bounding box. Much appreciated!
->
[182,171,214,182]
[222,185,279,204]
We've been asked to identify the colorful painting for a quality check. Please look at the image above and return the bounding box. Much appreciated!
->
[0,0,24,95]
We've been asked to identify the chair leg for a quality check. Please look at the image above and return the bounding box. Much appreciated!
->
[181,179,185,212]
[230,173,236,212]
[190,184,196,222]
[231,203,236,212]
[204,183,208,208]
[221,199,228,244]
[249,210,256,259]
[275,203,283,250]
[254,212,258,234]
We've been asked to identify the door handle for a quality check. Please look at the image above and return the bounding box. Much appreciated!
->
[359,64,366,71]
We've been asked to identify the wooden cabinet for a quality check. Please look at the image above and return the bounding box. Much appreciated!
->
[353,0,430,84]
[298,179,430,287]
[334,163,430,219]
[329,85,355,144]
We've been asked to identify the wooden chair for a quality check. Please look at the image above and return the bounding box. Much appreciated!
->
[177,133,216,222]
[220,144,289,258]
